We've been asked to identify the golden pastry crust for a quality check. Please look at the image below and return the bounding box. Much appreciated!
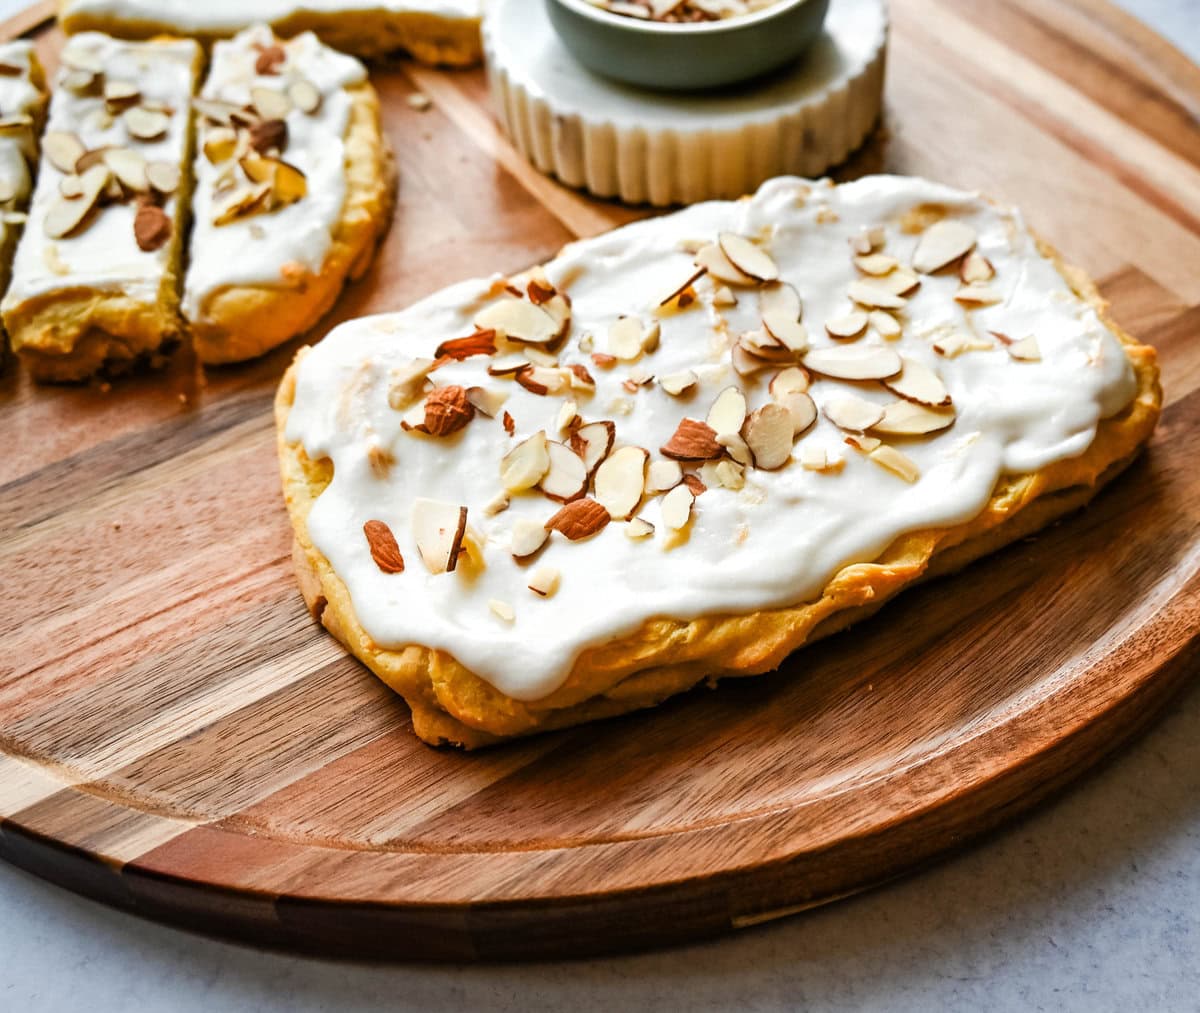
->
[58,5,483,66]
[274,242,1162,749]
[188,81,396,366]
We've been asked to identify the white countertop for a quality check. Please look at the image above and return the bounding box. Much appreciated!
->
[2,2,1197,1010]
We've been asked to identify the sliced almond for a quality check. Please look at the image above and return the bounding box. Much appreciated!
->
[871,400,957,436]
[594,445,648,520]
[660,484,695,531]
[854,252,897,276]
[778,390,817,436]
[719,232,779,282]
[411,499,468,575]
[741,328,787,360]
[213,182,271,225]
[769,365,810,399]
[545,498,610,541]
[510,517,550,559]
[271,158,307,205]
[881,356,952,407]
[103,79,140,109]
[912,219,977,273]
[1008,335,1042,361]
[527,566,561,598]
[567,363,596,392]
[955,283,1003,306]
[760,280,802,321]
[608,315,646,361]
[799,444,842,472]
[501,431,551,492]
[61,69,99,96]
[123,106,170,142]
[363,519,405,574]
[251,85,292,120]
[658,266,707,308]
[933,332,993,358]
[203,126,238,164]
[387,357,437,409]
[475,299,559,345]
[465,386,507,419]
[761,304,808,354]
[192,97,242,126]
[570,420,615,476]
[487,353,530,376]
[712,459,746,491]
[731,341,771,377]
[695,241,755,286]
[825,311,868,339]
[712,285,737,307]
[103,146,148,191]
[869,310,901,341]
[845,433,882,454]
[850,225,883,255]
[59,175,85,199]
[879,267,921,296]
[823,395,884,432]
[288,77,322,115]
[516,365,570,396]
[716,431,753,466]
[869,445,920,483]
[660,370,698,396]
[742,403,794,470]
[803,345,902,381]
[960,250,995,283]
[848,280,906,310]
[555,399,580,434]
[483,492,511,517]
[539,440,588,502]
[706,385,747,437]
[43,131,86,175]
[661,418,723,461]
[489,599,515,622]
[645,458,683,494]
[145,160,179,195]
[624,517,655,539]
[43,164,107,238]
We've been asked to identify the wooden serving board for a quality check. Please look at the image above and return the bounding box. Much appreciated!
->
[1,0,1198,962]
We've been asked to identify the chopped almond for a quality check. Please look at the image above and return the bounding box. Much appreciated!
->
[527,566,561,598]
[411,499,468,574]
[742,403,793,469]
[661,418,723,461]
[545,498,610,540]
[510,517,550,559]
[538,440,588,502]
[594,445,648,519]
[501,431,551,491]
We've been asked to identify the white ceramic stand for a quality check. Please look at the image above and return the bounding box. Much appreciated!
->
[484,0,888,206]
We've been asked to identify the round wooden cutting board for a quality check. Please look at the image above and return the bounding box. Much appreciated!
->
[1,0,1198,961]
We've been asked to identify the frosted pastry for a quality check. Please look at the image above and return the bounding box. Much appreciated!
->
[58,0,484,65]
[1,33,201,382]
[275,175,1162,748]
[0,41,47,370]
[182,26,393,365]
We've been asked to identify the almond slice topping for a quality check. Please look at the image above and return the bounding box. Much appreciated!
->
[527,566,561,598]
[871,400,957,436]
[594,445,648,520]
[510,517,550,559]
[955,283,1003,306]
[694,241,755,286]
[124,106,170,142]
[608,315,647,361]
[645,458,683,494]
[43,164,108,238]
[289,78,322,115]
[769,365,810,399]
[146,160,179,195]
[761,308,808,354]
[103,146,148,191]
[960,250,995,283]
[487,353,531,376]
[465,386,507,418]
[363,519,405,574]
[660,484,695,531]
[853,252,897,276]
[1008,335,1042,361]
[660,370,698,396]
[912,219,977,274]
[778,390,817,436]
[879,267,921,296]
[706,386,747,437]
[570,420,616,476]
[44,131,86,174]
[625,517,655,539]
[716,431,754,466]
[732,340,772,377]
[845,433,882,454]
[539,440,588,502]
[881,356,952,407]
[933,333,993,358]
[251,85,292,120]
[659,266,707,308]
[489,599,515,622]
[475,299,560,345]
[545,498,610,540]
[825,311,868,339]
[823,395,885,432]
[803,345,902,381]
[719,232,779,282]
[501,431,551,491]
[387,357,437,409]
[661,418,723,461]
[411,499,468,575]
[555,399,580,434]
[760,280,802,321]
[848,280,907,310]
[742,403,794,470]
[869,445,921,483]
[869,310,901,341]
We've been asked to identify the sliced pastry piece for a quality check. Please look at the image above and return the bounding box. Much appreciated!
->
[0,41,48,371]
[1,32,201,382]
[58,0,484,65]
[182,25,394,365]
[275,175,1162,748]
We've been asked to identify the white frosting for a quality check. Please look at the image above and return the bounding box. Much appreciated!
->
[181,26,367,323]
[285,176,1138,702]
[0,42,42,260]
[2,34,197,311]
[61,0,481,33]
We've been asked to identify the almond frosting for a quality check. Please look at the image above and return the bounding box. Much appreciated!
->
[181,26,367,323]
[60,0,482,34]
[284,175,1138,702]
[2,33,198,310]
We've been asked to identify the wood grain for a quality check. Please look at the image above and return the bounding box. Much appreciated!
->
[1,1,1198,960]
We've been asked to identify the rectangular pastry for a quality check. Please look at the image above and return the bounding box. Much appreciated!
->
[183,25,394,365]
[0,41,48,371]
[58,0,484,65]
[275,175,1162,748]
[1,33,201,382]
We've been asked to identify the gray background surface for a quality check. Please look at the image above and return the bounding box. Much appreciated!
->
[2,2,1197,1009]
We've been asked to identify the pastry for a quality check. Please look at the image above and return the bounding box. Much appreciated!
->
[275,175,1162,748]
[183,26,394,366]
[0,41,48,371]
[58,0,484,66]
[1,33,201,382]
